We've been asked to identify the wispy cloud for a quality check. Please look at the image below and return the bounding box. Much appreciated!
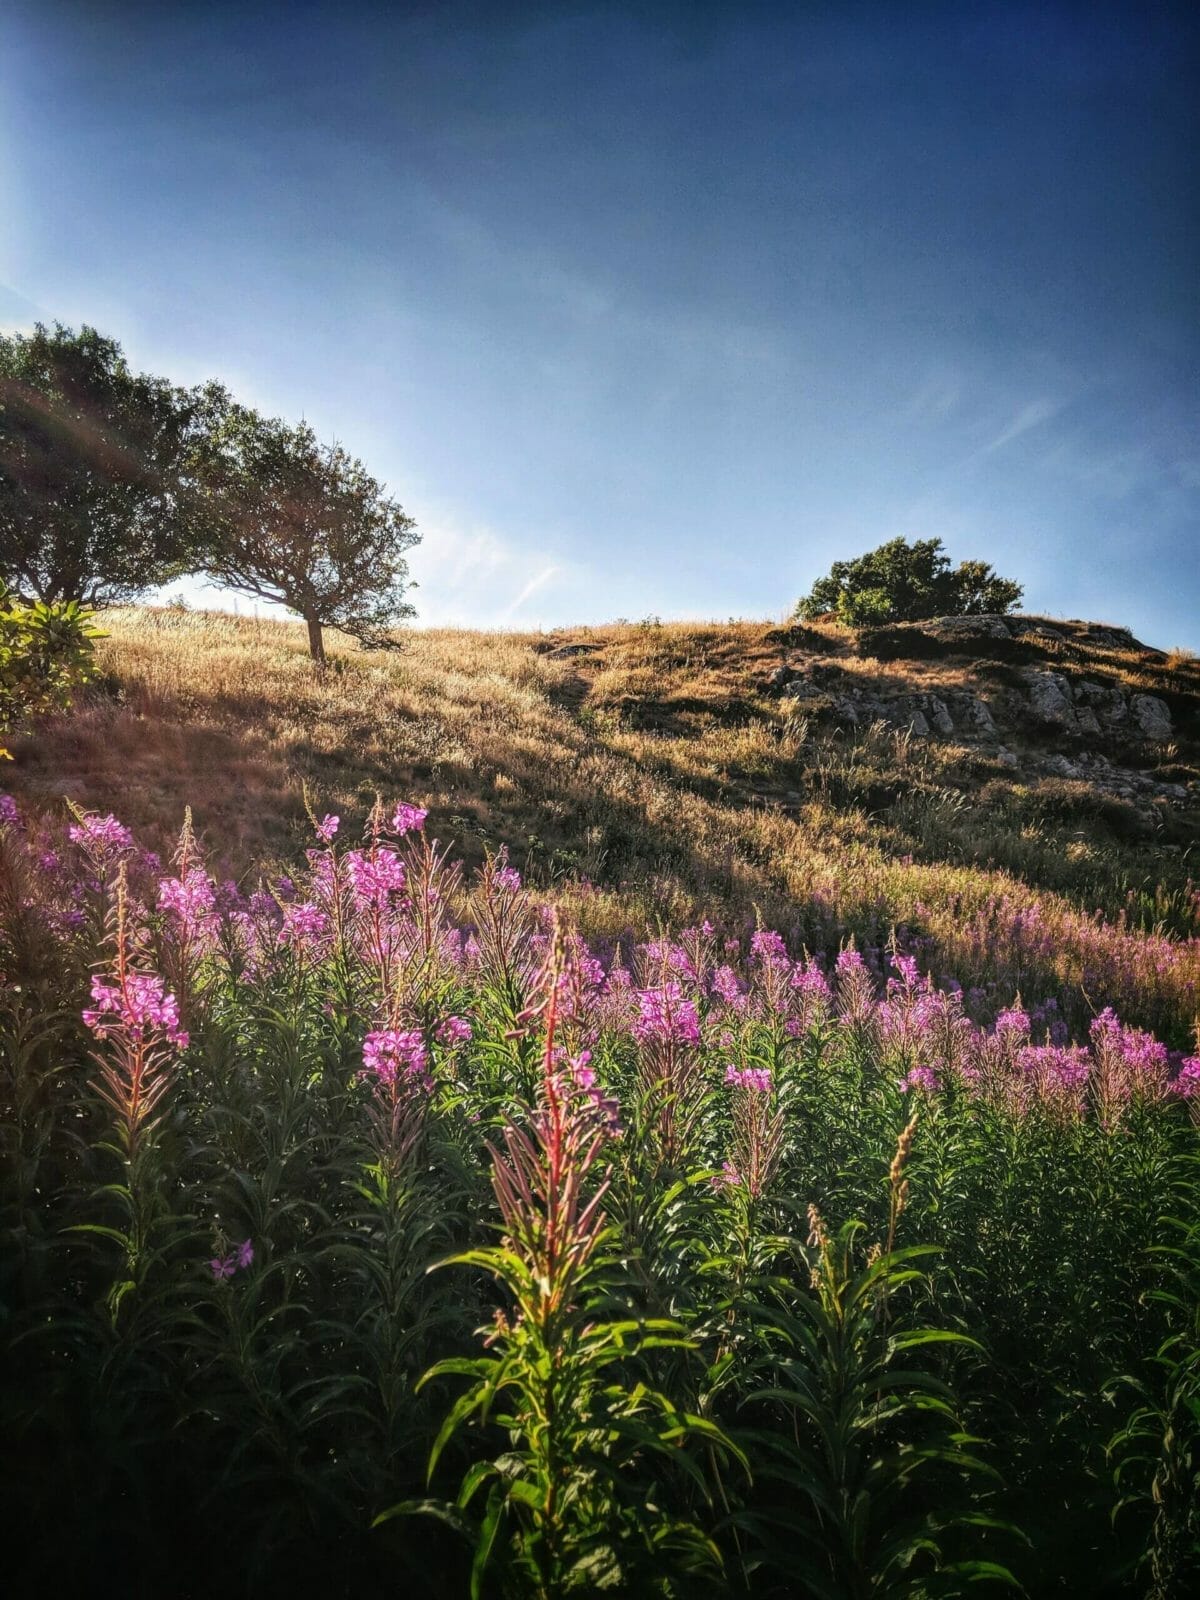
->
[982,397,1061,455]
[898,370,962,424]
[407,511,577,628]
[504,563,562,619]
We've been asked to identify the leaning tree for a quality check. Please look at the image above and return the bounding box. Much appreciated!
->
[0,323,202,605]
[193,401,420,662]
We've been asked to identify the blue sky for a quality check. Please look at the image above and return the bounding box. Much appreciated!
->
[3,1,1198,644]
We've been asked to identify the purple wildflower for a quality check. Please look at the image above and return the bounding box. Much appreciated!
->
[345,848,407,908]
[390,802,428,836]
[83,972,188,1050]
[633,983,701,1045]
[362,1028,431,1089]
[435,1015,472,1047]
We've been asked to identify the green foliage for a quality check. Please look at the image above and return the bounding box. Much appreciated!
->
[190,399,420,661]
[0,582,99,754]
[795,538,1023,626]
[0,805,1193,1595]
[0,323,205,604]
[1108,1184,1200,1600]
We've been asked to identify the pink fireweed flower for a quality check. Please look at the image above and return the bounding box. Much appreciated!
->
[314,814,340,844]
[83,971,188,1050]
[995,1006,1032,1041]
[1172,1057,1200,1099]
[710,1159,742,1189]
[889,952,922,991]
[898,1065,939,1095]
[566,1049,622,1135]
[633,983,701,1045]
[0,794,19,827]
[157,868,219,947]
[345,847,407,908]
[279,900,331,954]
[390,802,428,836]
[750,928,790,967]
[791,963,832,1000]
[361,1028,431,1089]
[725,1064,772,1093]
[493,864,522,892]
[209,1239,254,1279]
[68,812,134,861]
[435,1015,472,1047]
[711,964,745,1003]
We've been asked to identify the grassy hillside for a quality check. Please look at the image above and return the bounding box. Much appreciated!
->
[10,605,1200,1040]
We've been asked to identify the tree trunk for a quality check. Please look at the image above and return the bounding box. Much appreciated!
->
[305,614,325,663]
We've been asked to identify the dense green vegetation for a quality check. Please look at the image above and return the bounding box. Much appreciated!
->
[1,798,1197,1597]
[795,538,1023,626]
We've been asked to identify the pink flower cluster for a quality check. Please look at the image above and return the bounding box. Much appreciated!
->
[361,1028,431,1089]
[345,848,407,908]
[633,983,701,1045]
[69,812,134,860]
[83,972,188,1050]
[725,1064,772,1093]
[435,1015,472,1047]
[157,868,220,947]
[209,1238,255,1280]
[390,803,427,835]
[280,901,331,954]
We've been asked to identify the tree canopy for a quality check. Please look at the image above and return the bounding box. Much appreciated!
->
[0,324,202,605]
[794,537,1023,626]
[192,401,420,661]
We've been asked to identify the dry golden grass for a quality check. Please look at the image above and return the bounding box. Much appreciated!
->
[8,606,1200,1036]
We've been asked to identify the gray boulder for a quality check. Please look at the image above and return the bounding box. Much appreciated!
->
[1023,670,1076,727]
[1010,619,1065,643]
[921,615,1013,644]
[1130,694,1172,740]
[926,695,955,735]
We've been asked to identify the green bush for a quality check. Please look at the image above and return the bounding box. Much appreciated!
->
[0,583,99,755]
[795,536,1023,625]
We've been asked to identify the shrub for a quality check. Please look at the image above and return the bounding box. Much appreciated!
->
[795,537,1023,626]
[0,583,99,757]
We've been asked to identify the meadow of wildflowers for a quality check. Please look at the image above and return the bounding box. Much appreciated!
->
[1,793,1198,1597]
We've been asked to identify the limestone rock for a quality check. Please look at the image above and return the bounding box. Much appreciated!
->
[921,614,1014,644]
[1011,619,1065,643]
[1044,754,1079,778]
[926,695,955,735]
[1023,670,1076,727]
[1130,694,1172,740]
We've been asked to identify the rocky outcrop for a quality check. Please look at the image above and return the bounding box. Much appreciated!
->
[1024,669,1075,725]
[920,614,1014,644]
[767,633,1177,751]
[1130,694,1172,740]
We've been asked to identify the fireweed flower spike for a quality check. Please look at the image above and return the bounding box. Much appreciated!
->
[389,802,427,836]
